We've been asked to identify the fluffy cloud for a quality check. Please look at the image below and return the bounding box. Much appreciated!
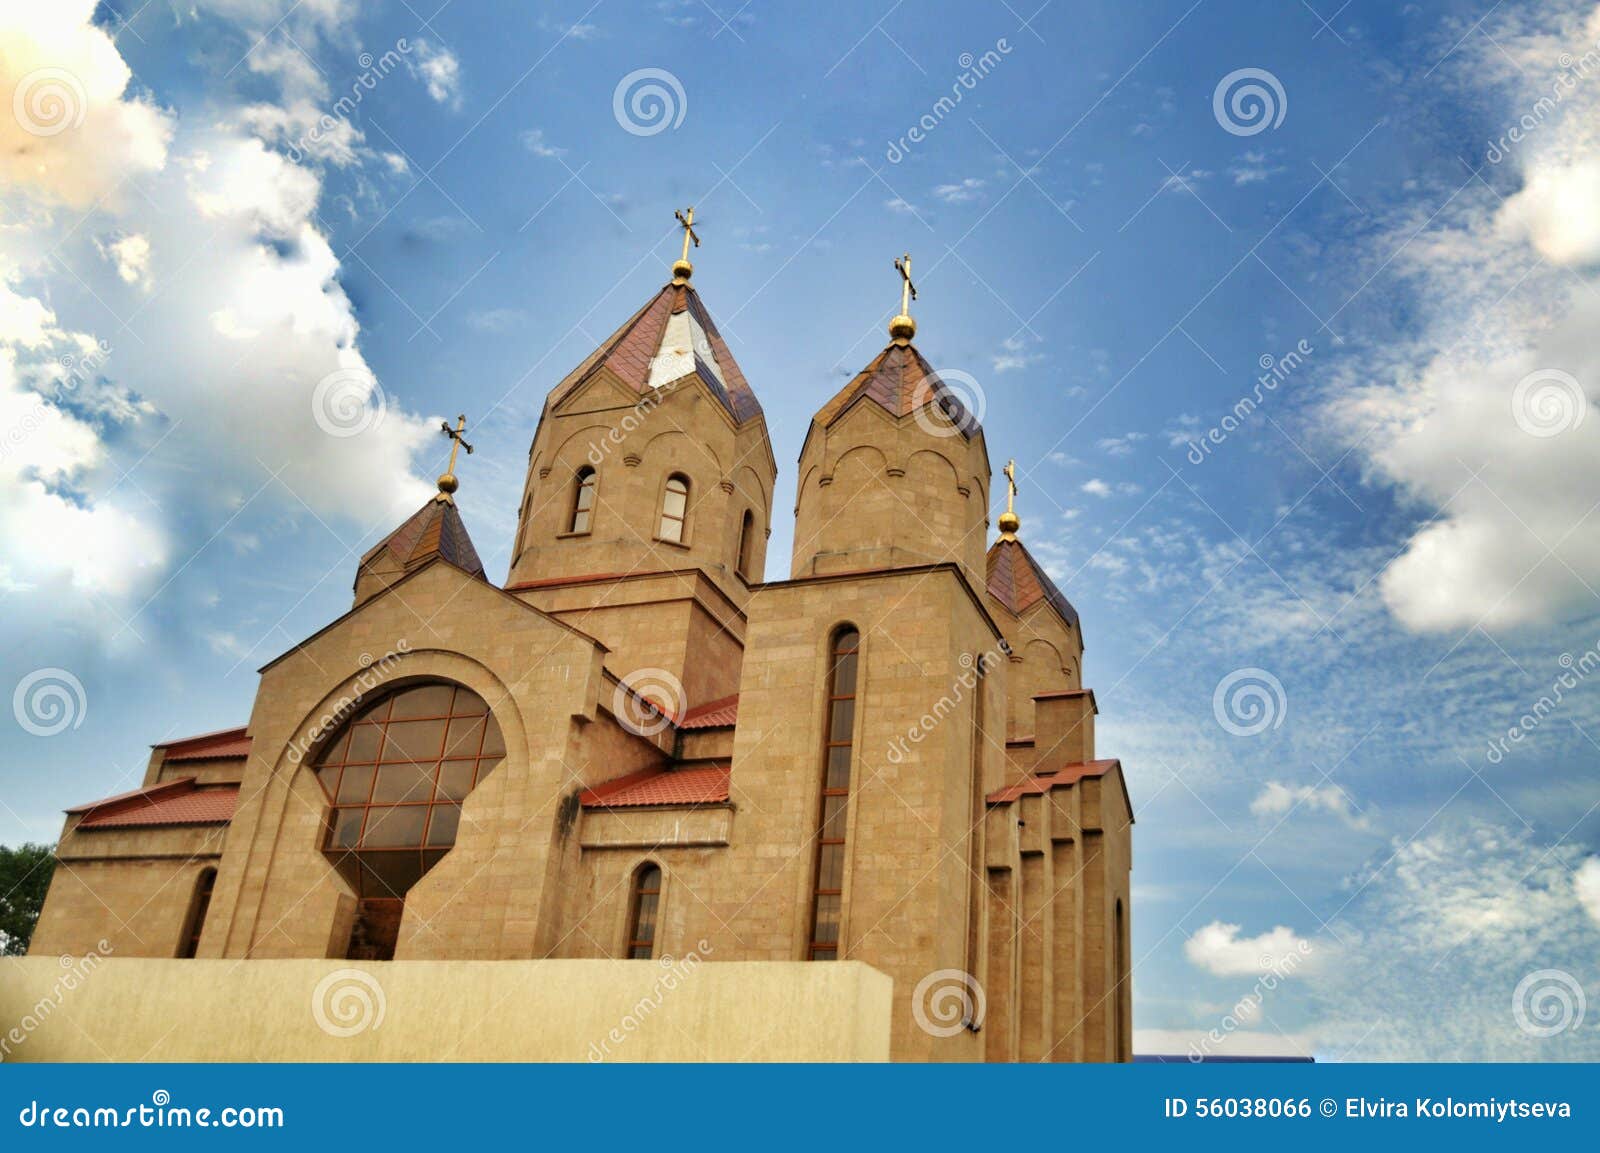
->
[0,2,432,623]
[0,0,171,207]
[1184,921,1316,976]
[1325,3,1600,632]
[1577,856,1600,927]
[408,39,461,107]
[1251,781,1370,829]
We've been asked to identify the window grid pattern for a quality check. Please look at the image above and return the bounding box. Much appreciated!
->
[658,474,689,542]
[627,864,663,959]
[313,683,505,901]
[808,627,859,960]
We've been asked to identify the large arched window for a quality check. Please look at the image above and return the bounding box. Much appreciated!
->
[569,467,597,533]
[177,867,216,958]
[807,626,859,960]
[313,682,505,957]
[658,473,689,543]
[626,862,663,959]
[736,509,756,579]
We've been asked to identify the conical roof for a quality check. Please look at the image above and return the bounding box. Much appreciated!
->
[359,496,486,583]
[986,536,1079,632]
[545,281,762,424]
[813,340,979,438]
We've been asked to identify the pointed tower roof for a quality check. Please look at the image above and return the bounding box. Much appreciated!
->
[358,496,486,586]
[545,282,763,424]
[813,340,980,438]
[986,537,1080,632]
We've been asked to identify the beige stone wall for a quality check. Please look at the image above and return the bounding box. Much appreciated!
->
[0,957,891,1063]
[986,597,1083,740]
[791,404,991,587]
[507,370,775,610]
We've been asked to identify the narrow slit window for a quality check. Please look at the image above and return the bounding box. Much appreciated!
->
[808,627,859,960]
[737,509,756,578]
[659,474,689,542]
[178,867,216,958]
[570,467,597,534]
[627,863,663,959]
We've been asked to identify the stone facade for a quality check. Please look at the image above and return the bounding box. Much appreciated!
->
[30,271,1133,1063]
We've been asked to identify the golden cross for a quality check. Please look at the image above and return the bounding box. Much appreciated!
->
[1003,459,1018,516]
[675,207,700,263]
[436,413,473,498]
[894,252,917,315]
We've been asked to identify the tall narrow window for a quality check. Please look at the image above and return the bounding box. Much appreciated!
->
[736,509,756,579]
[178,867,216,958]
[569,467,597,533]
[1114,898,1129,1061]
[658,474,689,542]
[626,863,663,958]
[808,626,860,960]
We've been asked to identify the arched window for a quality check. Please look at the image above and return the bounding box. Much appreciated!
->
[177,867,216,958]
[312,681,505,959]
[808,626,860,960]
[736,509,756,579]
[626,862,663,959]
[569,467,597,533]
[658,474,689,543]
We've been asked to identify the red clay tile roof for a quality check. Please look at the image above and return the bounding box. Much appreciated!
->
[814,341,979,438]
[579,764,731,808]
[547,282,762,425]
[158,726,251,761]
[986,759,1120,804]
[678,694,739,729]
[71,778,240,828]
[359,496,486,583]
[986,537,1081,632]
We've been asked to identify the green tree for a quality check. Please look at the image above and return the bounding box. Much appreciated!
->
[0,843,56,955]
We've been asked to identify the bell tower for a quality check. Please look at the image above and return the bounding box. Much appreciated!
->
[504,215,776,710]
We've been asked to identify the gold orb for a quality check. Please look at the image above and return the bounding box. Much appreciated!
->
[437,472,459,495]
[998,511,1020,536]
[672,258,694,282]
[889,313,916,342]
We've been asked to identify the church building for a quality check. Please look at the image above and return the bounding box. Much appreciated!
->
[29,224,1134,1062]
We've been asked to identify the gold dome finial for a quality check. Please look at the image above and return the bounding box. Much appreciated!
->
[998,459,1021,539]
[436,413,473,502]
[672,206,700,284]
[890,252,917,343]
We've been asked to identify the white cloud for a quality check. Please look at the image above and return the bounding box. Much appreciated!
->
[1081,478,1112,498]
[1250,781,1370,829]
[520,128,566,159]
[992,334,1042,373]
[1577,857,1600,927]
[0,2,433,622]
[883,196,918,215]
[1184,921,1316,977]
[0,0,172,206]
[1098,432,1146,456]
[408,39,461,107]
[932,177,984,203]
[1323,4,1600,632]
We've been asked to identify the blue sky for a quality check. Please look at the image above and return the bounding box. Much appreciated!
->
[4,0,1600,1059]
